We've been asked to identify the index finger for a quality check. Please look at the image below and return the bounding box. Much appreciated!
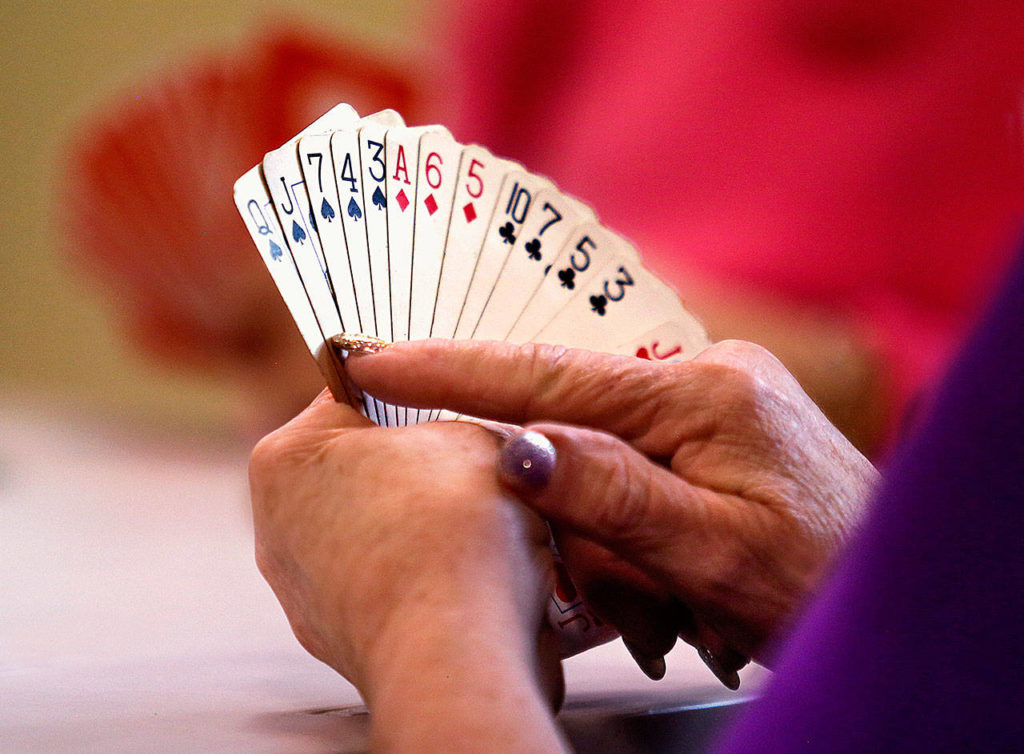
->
[345,339,682,440]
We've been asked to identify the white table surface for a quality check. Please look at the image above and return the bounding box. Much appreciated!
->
[0,401,763,752]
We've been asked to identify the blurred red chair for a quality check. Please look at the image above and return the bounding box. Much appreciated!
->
[63,25,423,428]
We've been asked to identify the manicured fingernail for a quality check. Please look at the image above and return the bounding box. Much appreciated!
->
[698,646,741,691]
[315,339,364,408]
[329,333,392,355]
[499,431,556,491]
[625,641,667,681]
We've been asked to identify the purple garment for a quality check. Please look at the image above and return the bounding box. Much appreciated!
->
[715,246,1024,752]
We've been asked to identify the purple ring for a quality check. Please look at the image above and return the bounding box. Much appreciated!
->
[499,430,557,491]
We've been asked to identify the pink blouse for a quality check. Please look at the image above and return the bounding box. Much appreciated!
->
[438,0,1024,413]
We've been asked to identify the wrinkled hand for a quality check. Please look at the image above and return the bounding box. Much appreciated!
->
[347,339,879,669]
[248,390,563,721]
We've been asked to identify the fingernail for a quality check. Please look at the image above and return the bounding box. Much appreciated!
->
[328,333,392,355]
[315,339,364,408]
[698,646,741,691]
[625,642,667,681]
[499,431,556,491]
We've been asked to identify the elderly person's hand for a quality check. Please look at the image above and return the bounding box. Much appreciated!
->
[249,390,567,752]
[346,339,880,677]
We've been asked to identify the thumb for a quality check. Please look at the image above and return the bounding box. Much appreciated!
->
[498,425,718,606]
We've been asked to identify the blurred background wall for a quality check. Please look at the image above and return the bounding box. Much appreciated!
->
[0,0,421,436]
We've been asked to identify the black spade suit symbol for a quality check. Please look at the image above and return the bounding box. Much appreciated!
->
[321,198,336,221]
[347,198,363,221]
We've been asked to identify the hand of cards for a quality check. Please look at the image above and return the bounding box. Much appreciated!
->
[233,103,709,658]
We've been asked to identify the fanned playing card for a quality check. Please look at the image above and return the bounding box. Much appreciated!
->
[233,104,711,659]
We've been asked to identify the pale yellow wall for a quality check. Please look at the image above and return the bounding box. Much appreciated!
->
[0,0,422,434]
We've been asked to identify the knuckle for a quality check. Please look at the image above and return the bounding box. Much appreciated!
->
[689,347,770,412]
[723,366,765,408]
[525,342,572,387]
[522,342,572,415]
[524,343,643,423]
[248,426,336,516]
[248,429,290,489]
[703,341,793,398]
[249,423,336,480]
[708,339,774,365]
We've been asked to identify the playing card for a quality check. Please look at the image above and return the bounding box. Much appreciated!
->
[408,129,461,344]
[264,143,338,317]
[297,133,363,351]
[235,104,364,408]
[423,145,517,421]
[472,188,596,343]
[615,318,711,362]
[452,171,555,342]
[534,258,692,352]
[330,127,377,336]
[326,109,407,426]
[428,144,517,345]
[548,552,619,658]
[406,128,461,423]
[386,126,438,345]
[233,168,323,356]
[356,120,393,340]
[355,119,402,424]
[262,104,360,337]
[298,109,406,425]
[505,224,640,344]
[382,125,446,423]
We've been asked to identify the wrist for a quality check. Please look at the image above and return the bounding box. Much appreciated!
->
[364,605,565,752]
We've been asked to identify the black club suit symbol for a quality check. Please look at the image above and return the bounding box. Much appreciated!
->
[498,222,516,245]
[590,294,608,316]
[525,238,542,260]
[558,267,576,289]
